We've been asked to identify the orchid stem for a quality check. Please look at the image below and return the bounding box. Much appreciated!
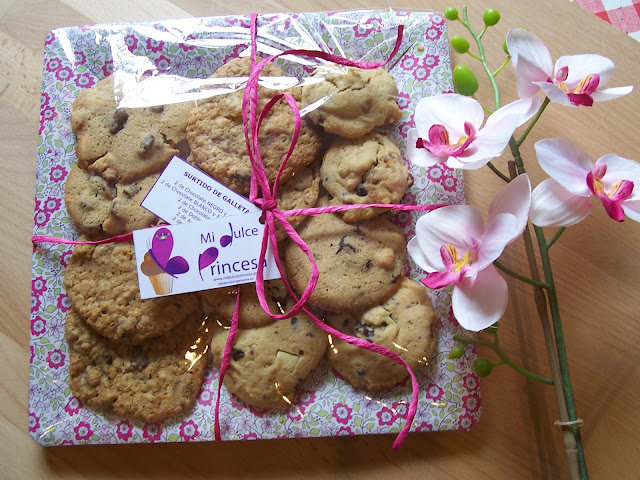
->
[517,97,551,146]
[547,227,566,249]
[493,56,511,77]
[493,260,549,289]
[453,335,553,385]
[487,161,511,182]
[462,6,501,109]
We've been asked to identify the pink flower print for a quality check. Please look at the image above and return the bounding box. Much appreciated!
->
[396,92,411,111]
[392,401,409,419]
[447,308,460,326]
[429,13,445,26]
[74,421,93,441]
[398,121,414,140]
[155,55,171,73]
[400,54,419,71]
[415,421,433,432]
[124,34,138,53]
[229,395,245,411]
[45,58,61,72]
[146,38,164,53]
[462,392,481,413]
[442,176,458,192]
[353,16,383,37]
[393,210,412,229]
[44,31,55,46]
[28,413,40,432]
[197,388,213,406]
[463,373,479,392]
[41,92,50,109]
[46,349,65,369]
[179,420,199,441]
[32,276,47,296]
[180,36,196,52]
[30,316,46,336]
[102,60,114,77]
[43,197,61,213]
[64,396,82,416]
[49,165,67,183]
[41,105,57,123]
[427,164,444,183]
[243,432,259,440]
[57,293,71,312]
[413,65,431,82]
[337,426,354,436]
[55,66,73,82]
[60,249,73,267]
[31,295,41,314]
[458,412,477,430]
[29,345,34,364]
[422,54,440,70]
[116,421,133,441]
[287,407,304,422]
[425,383,444,402]
[142,423,163,442]
[376,406,396,426]
[297,389,315,407]
[332,403,353,425]
[34,209,51,228]
[425,26,443,42]
[223,44,244,64]
[74,51,86,65]
[403,191,417,205]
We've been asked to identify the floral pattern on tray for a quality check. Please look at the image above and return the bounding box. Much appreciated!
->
[30,9,480,446]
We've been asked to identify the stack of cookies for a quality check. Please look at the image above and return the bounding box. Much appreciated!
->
[62,58,439,419]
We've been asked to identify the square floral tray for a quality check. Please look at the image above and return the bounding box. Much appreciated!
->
[29,9,481,445]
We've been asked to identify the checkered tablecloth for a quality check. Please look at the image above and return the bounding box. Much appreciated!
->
[572,0,640,41]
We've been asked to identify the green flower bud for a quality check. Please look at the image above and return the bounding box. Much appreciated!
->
[483,9,501,26]
[444,8,459,21]
[448,345,465,359]
[473,358,493,377]
[451,35,470,54]
[453,64,479,96]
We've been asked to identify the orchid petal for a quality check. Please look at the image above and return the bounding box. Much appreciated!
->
[595,154,640,201]
[555,54,614,87]
[452,265,508,332]
[591,85,634,102]
[414,94,485,136]
[622,201,640,222]
[535,82,574,106]
[530,178,593,227]
[534,138,593,196]
[407,128,439,167]
[488,173,531,238]
[506,28,553,98]
[455,98,542,169]
[411,205,485,271]
[475,213,519,270]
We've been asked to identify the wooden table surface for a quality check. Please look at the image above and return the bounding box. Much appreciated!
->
[1,0,639,478]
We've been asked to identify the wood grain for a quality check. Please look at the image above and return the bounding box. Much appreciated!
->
[1,1,638,478]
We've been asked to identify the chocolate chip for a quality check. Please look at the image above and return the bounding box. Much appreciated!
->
[362,259,372,271]
[336,235,356,254]
[355,185,368,197]
[354,321,374,339]
[141,134,155,153]
[231,348,245,361]
[109,109,128,134]
[356,369,367,377]
[132,356,150,371]
[299,349,304,355]
[150,105,165,113]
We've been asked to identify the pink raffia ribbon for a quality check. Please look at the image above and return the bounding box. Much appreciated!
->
[211,13,447,450]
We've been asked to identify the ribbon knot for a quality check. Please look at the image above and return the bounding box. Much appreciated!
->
[258,197,278,211]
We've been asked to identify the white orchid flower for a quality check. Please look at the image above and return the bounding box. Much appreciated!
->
[408,174,532,332]
[530,138,640,227]
[407,94,541,170]
[506,28,633,107]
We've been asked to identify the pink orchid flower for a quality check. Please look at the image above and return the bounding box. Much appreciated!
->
[407,94,541,170]
[408,174,531,331]
[530,138,640,227]
[506,28,632,107]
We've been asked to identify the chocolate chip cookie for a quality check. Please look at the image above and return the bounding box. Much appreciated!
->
[326,277,439,391]
[321,131,410,222]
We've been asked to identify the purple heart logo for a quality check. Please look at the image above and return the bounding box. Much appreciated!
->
[198,247,219,281]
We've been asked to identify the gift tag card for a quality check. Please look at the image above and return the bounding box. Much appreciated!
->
[141,156,260,224]
[133,211,281,299]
